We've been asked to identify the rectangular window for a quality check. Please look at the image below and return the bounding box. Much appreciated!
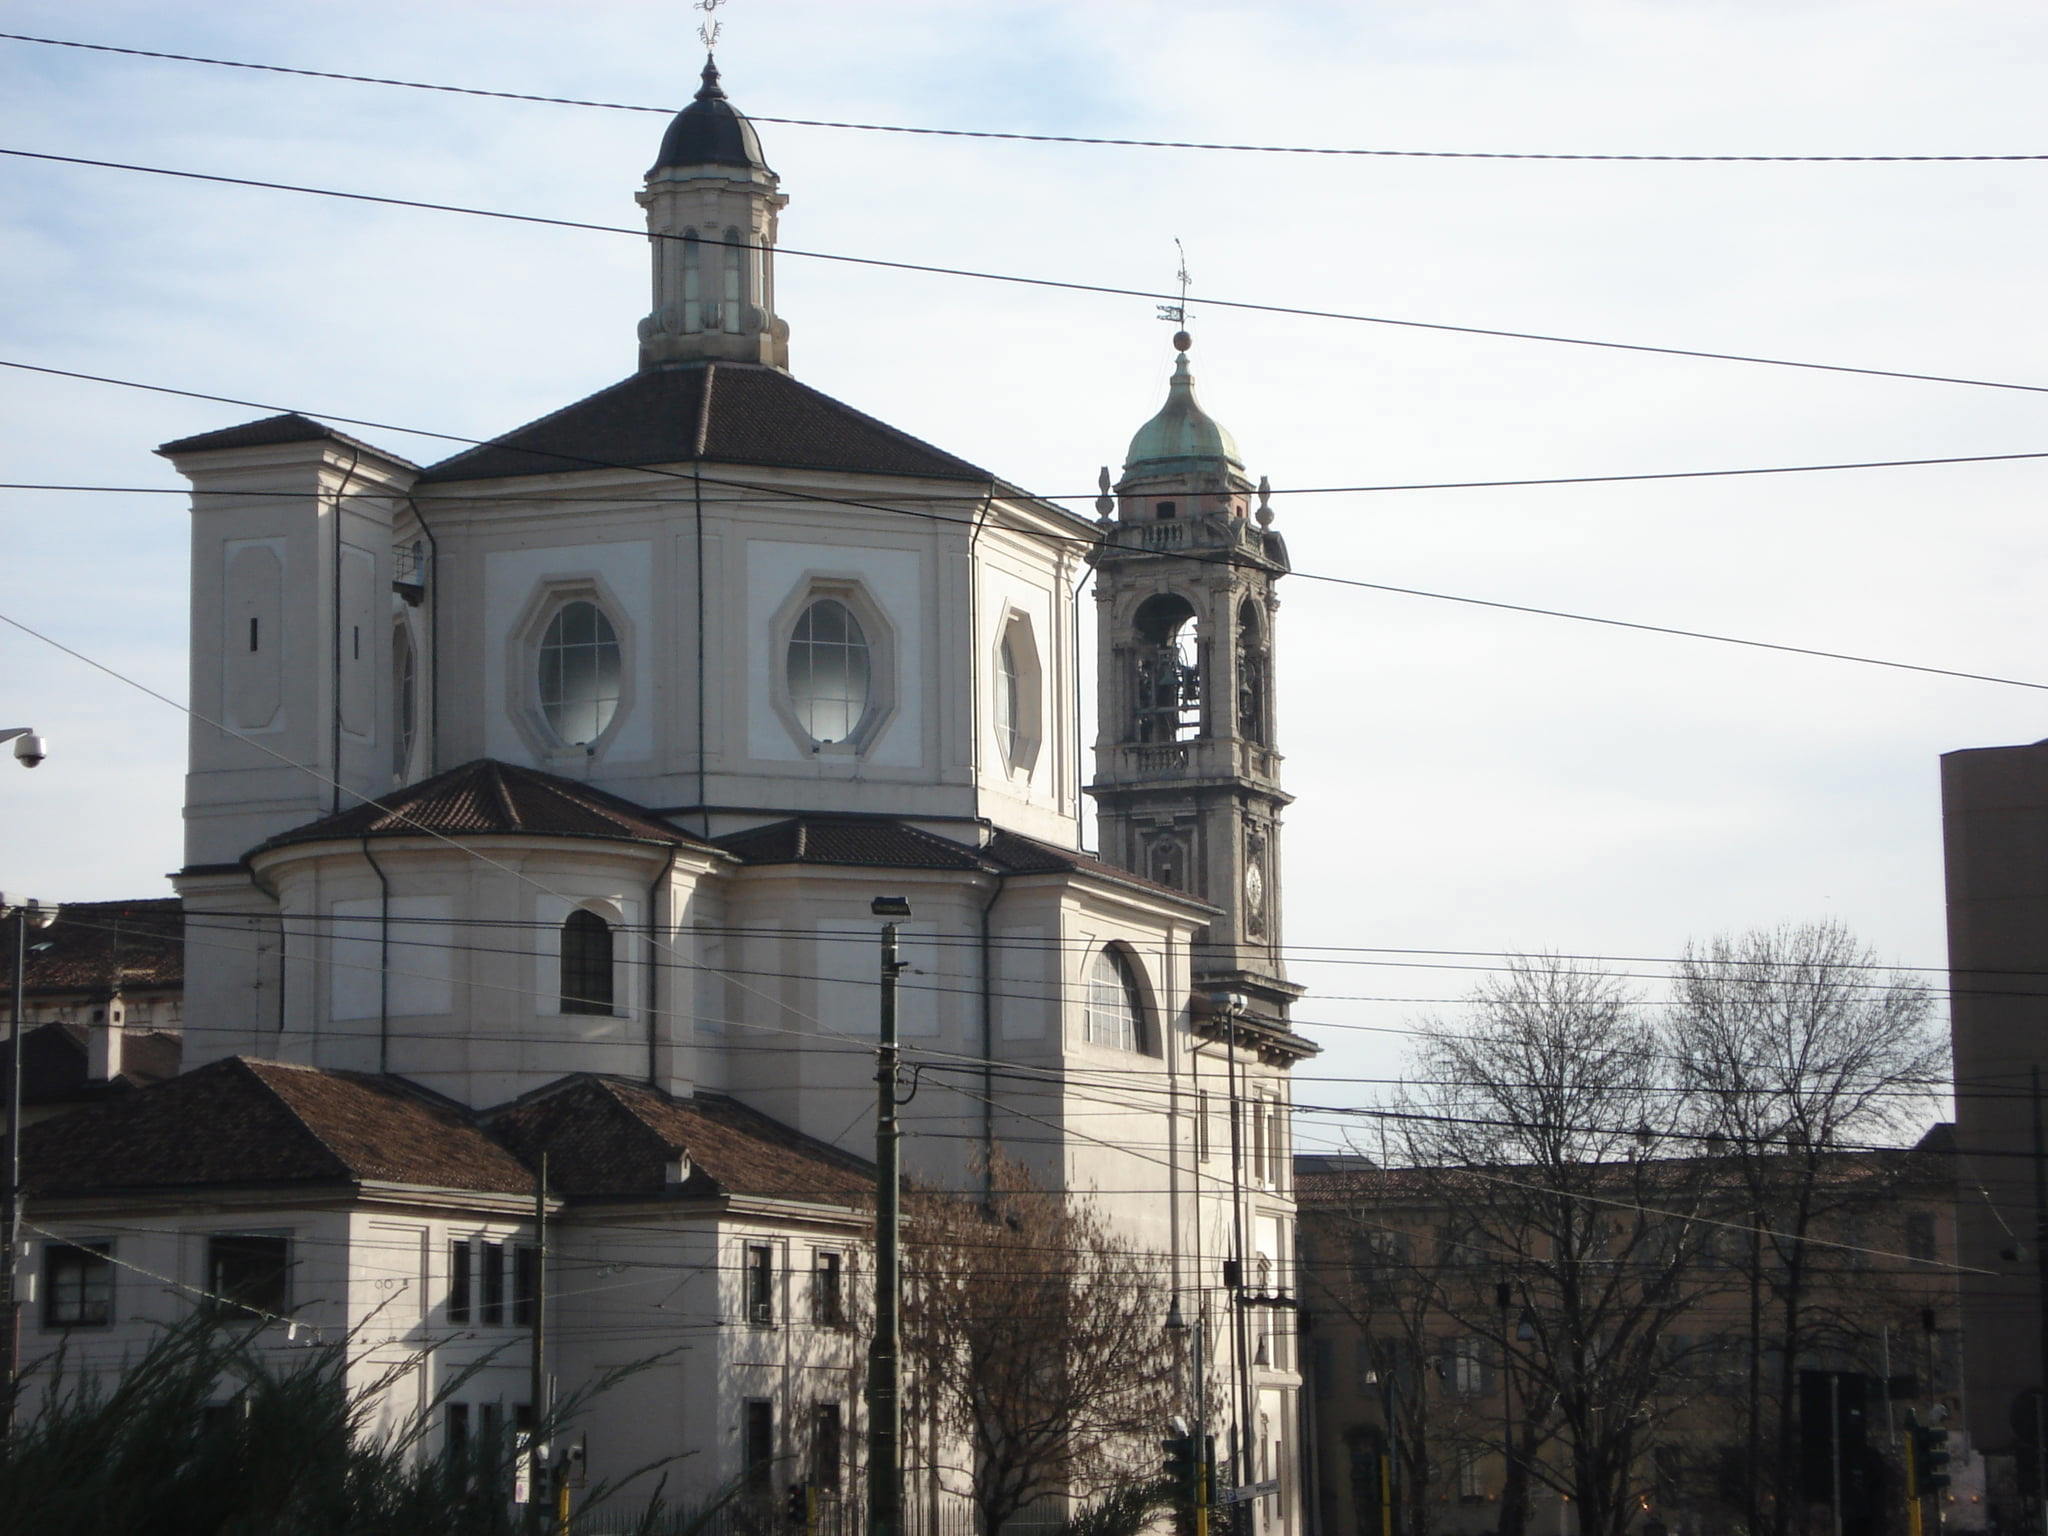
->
[1906,1212,1938,1263]
[480,1402,503,1456]
[449,1239,473,1324]
[513,1244,539,1328]
[812,1402,843,1491]
[44,1242,114,1328]
[482,1240,505,1326]
[744,1399,774,1498]
[747,1244,775,1328]
[1457,1451,1486,1500]
[207,1232,290,1318]
[812,1250,845,1328]
[1446,1336,1491,1396]
[446,1402,471,1462]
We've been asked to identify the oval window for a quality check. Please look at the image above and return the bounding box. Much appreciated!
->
[538,600,622,745]
[788,598,871,744]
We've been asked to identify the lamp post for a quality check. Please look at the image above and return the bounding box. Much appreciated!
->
[2,890,59,1444]
[867,896,911,1536]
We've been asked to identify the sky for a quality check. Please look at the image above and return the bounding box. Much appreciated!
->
[4,2,2044,1149]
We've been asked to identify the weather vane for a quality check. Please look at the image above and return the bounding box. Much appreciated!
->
[1155,238,1191,327]
[695,0,726,51]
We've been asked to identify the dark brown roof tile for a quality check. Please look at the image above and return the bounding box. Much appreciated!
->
[415,364,989,485]
[260,759,713,853]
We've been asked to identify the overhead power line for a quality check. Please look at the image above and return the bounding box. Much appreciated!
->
[16,433,2048,506]
[10,146,2048,402]
[6,31,2045,163]
[6,360,2046,694]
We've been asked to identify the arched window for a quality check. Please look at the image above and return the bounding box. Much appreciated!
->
[560,909,614,1016]
[1083,947,1147,1053]
[392,622,417,776]
[787,598,871,745]
[538,600,622,747]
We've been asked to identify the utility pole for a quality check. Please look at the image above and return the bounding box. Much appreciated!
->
[526,1151,550,1534]
[2032,1067,2048,1536]
[1,892,58,1448]
[867,897,911,1536]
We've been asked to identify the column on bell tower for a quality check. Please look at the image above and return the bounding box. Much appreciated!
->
[637,58,791,370]
[1087,333,1302,1027]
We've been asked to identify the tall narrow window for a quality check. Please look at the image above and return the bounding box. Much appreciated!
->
[787,599,871,744]
[682,230,703,330]
[722,228,744,332]
[743,1400,774,1498]
[392,622,417,776]
[513,1244,539,1327]
[813,1250,845,1327]
[449,1239,472,1324]
[747,1244,775,1327]
[1083,947,1146,1053]
[537,600,621,746]
[560,910,615,1015]
[481,1240,505,1326]
[812,1403,843,1491]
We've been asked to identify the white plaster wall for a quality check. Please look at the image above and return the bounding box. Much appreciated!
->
[743,541,924,769]
[483,541,655,765]
[330,895,455,1021]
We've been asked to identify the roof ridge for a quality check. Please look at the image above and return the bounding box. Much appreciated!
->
[489,760,524,831]
[233,1059,358,1182]
[695,363,715,458]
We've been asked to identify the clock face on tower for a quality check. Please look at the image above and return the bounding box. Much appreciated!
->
[1244,858,1265,932]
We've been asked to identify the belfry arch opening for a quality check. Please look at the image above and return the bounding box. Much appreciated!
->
[1131,592,1201,743]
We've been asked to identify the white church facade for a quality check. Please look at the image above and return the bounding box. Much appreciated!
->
[20,59,1314,1532]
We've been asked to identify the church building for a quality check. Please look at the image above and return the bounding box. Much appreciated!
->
[20,59,1314,1531]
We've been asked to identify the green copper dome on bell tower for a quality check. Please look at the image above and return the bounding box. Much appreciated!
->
[1122,331,1243,476]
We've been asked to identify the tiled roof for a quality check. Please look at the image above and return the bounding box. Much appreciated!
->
[5,1021,182,1108]
[712,816,1210,906]
[156,412,419,468]
[23,1058,535,1199]
[2,898,182,996]
[415,363,990,485]
[259,759,713,853]
[489,1075,874,1205]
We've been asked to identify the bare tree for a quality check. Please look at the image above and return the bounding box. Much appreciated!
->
[902,1157,1177,1536]
[1664,921,1947,1536]
[1395,956,1719,1536]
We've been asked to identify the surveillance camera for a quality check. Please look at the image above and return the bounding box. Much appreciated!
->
[12,734,46,769]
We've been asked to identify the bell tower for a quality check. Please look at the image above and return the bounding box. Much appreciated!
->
[1088,332,1303,1032]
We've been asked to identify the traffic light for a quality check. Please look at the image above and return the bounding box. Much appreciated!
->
[786,1481,810,1527]
[1917,1427,1951,1494]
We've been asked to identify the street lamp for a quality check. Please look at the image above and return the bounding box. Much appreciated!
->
[2,891,60,1442]
[867,896,911,1536]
